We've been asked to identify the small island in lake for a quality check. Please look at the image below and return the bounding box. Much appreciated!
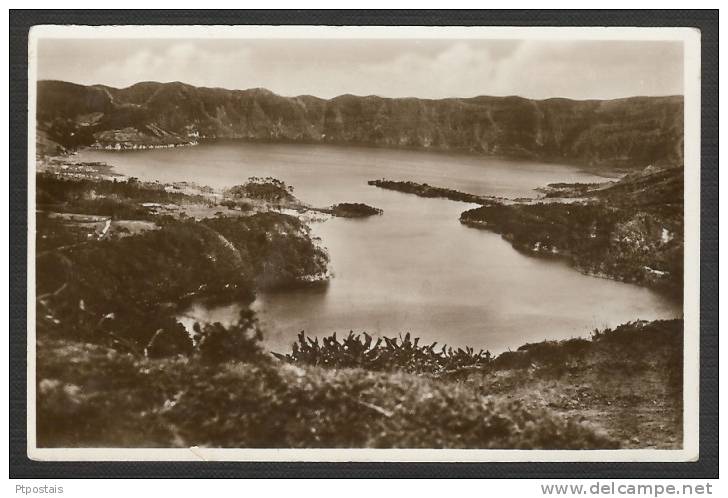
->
[325,202,383,218]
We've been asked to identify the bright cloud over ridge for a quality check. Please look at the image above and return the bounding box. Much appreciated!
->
[37,38,683,100]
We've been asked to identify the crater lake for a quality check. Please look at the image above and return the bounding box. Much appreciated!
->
[76,142,682,353]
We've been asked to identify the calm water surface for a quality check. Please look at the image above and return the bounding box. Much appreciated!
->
[78,142,681,353]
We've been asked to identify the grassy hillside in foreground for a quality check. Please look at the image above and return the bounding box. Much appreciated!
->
[36,319,681,449]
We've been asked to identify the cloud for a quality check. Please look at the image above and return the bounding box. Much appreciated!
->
[91,42,253,88]
[354,42,499,98]
[37,38,683,100]
[489,40,683,99]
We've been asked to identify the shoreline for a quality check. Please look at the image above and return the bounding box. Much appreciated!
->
[36,149,682,339]
[33,148,685,450]
[88,141,199,151]
[368,173,683,301]
[65,138,636,178]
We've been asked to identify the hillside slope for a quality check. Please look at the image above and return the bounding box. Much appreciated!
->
[460,165,684,297]
[37,80,684,168]
[37,319,681,449]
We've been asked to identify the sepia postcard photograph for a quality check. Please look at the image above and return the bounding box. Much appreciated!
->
[24,22,703,463]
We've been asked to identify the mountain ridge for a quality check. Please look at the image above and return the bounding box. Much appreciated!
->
[41,79,683,103]
[36,80,684,168]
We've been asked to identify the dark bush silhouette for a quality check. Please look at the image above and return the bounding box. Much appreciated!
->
[196,309,265,363]
[275,331,492,375]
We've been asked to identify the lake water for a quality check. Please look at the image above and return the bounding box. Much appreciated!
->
[77,142,682,353]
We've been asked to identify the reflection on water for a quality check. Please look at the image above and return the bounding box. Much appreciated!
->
[79,142,682,353]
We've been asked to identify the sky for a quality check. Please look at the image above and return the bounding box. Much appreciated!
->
[35,38,684,100]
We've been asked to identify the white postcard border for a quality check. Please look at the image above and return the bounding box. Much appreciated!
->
[26,24,702,462]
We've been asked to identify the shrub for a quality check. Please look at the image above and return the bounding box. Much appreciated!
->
[196,308,265,363]
[144,323,194,359]
[275,331,492,375]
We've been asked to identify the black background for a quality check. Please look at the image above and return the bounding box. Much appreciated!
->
[9,9,719,479]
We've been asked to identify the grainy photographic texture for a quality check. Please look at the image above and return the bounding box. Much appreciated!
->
[28,25,700,461]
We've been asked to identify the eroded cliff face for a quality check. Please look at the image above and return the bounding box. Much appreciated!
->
[37,80,684,167]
